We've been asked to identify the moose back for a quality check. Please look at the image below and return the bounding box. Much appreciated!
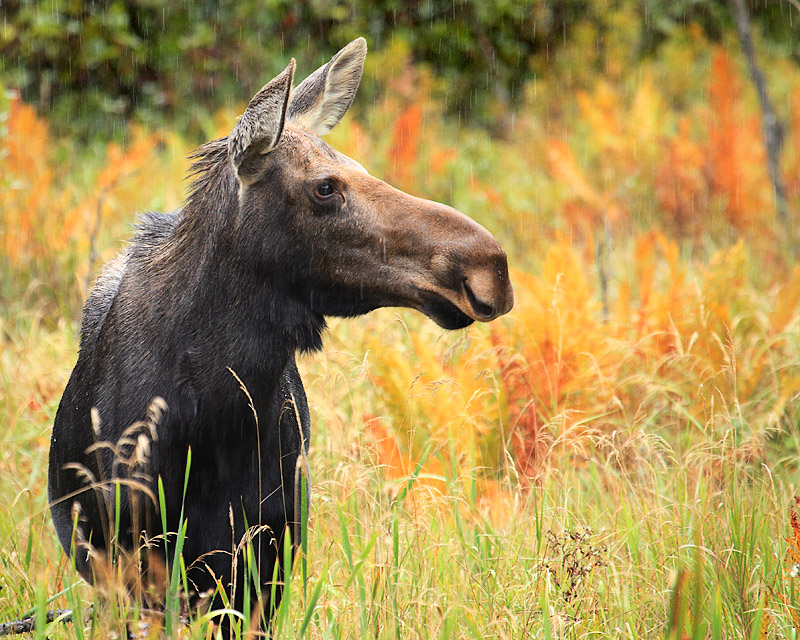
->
[48,38,514,624]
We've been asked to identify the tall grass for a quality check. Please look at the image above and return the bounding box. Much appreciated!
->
[0,309,798,637]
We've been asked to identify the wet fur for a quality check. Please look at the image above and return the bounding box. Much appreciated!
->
[49,140,319,619]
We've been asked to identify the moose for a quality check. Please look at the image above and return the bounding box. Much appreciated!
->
[48,38,513,628]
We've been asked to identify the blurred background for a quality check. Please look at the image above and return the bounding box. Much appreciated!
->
[2,1,800,637]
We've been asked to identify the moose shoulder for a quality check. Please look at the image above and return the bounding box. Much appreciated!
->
[48,37,513,626]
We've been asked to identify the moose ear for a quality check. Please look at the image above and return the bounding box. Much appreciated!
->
[229,60,295,178]
[287,38,366,135]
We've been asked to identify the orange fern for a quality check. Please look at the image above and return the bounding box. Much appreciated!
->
[707,48,771,230]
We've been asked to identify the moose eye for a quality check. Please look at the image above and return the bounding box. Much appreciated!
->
[315,181,336,198]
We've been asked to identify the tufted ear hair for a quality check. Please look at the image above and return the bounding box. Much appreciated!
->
[229,60,295,179]
[287,38,366,135]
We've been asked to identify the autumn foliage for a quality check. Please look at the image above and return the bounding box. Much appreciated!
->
[2,36,800,497]
[0,97,172,307]
[346,42,800,491]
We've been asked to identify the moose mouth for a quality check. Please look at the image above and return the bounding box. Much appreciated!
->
[418,290,476,330]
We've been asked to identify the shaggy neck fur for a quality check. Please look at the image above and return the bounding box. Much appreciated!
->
[134,137,326,364]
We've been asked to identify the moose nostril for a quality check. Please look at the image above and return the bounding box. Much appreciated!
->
[463,280,495,319]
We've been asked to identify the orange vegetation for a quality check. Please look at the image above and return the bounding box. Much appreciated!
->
[2,37,799,497]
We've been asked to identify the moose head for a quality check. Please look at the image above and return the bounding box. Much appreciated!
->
[218,37,513,331]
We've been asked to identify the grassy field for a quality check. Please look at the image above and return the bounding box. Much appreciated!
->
[2,34,800,638]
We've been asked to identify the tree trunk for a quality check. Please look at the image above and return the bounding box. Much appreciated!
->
[730,0,789,225]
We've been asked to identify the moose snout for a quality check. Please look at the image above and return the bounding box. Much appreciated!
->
[425,213,514,324]
[461,261,514,321]
[384,189,514,327]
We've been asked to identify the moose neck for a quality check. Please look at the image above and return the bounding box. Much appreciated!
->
[140,141,325,395]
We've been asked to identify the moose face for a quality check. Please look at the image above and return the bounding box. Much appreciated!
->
[229,38,513,330]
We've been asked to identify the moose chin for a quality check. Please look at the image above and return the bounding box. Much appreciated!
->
[48,37,513,629]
